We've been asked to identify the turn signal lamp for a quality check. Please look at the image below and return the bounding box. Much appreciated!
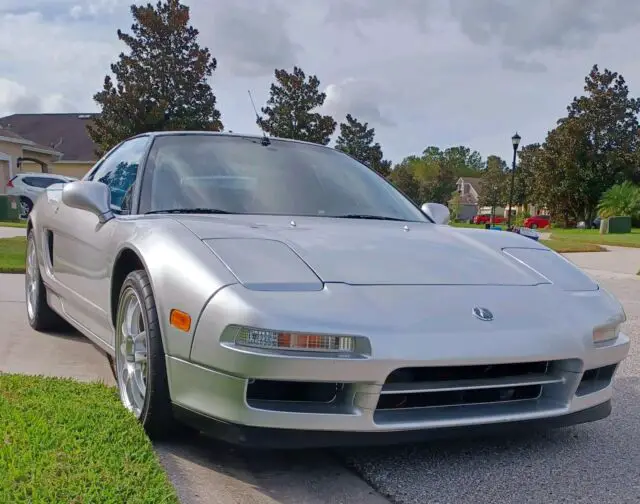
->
[593,323,621,344]
[235,327,355,353]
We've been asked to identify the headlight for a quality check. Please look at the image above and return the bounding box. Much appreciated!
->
[593,321,624,344]
[233,326,363,356]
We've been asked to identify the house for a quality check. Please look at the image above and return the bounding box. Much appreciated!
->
[0,113,99,189]
[453,176,482,220]
[0,127,64,194]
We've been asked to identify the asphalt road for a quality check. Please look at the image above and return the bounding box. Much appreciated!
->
[1,245,639,504]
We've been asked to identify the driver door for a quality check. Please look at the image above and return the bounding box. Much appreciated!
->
[52,136,150,344]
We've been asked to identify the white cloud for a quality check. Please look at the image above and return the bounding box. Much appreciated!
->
[188,0,300,78]
[69,0,127,19]
[0,78,75,116]
[320,78,395,127]
[2,0,640,164]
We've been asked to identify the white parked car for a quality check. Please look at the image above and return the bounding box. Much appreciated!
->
[6,172,77,217]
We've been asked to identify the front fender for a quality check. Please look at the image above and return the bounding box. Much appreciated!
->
[111,219,238,359]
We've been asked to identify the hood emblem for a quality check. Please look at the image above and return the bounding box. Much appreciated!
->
[473,306,494,321]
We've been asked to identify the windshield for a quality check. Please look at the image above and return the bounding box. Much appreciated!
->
[138,134,429,222]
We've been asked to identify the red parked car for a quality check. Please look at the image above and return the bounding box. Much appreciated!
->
[472,214,506,225]
[523,215,550,229]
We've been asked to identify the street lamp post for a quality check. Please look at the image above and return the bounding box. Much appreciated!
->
[491,185,497,225]
[507,132,521,229]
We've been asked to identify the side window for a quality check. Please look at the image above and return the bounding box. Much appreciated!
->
[34,178,65,188]
[87,136,149,213]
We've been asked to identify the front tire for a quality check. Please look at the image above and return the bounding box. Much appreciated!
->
[25,230,66,331]
[114,270,179,439]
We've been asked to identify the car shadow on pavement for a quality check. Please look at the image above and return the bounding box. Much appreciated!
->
[337,376,640,504]
[153,431,390,504]
[150,376,640,504]
[44,325,92,343]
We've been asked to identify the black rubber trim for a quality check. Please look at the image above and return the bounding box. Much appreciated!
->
[172,400,612,450]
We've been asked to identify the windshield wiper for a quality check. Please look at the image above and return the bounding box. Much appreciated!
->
[145,208,236,215]
[332,214,408,222]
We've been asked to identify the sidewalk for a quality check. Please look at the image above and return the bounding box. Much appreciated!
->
[0,226,26,238]
[563,245,640,277]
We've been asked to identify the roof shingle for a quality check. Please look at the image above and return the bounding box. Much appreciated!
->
[0,113,99,161]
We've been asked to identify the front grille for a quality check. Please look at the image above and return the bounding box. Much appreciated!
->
[376,361,560,411]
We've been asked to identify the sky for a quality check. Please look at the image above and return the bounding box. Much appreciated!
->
[1,0,640,164]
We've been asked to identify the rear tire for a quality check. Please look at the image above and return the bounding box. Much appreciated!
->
[114,269,182,440]
[25,230,66,331]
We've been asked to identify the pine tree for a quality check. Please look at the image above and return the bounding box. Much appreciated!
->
[258,66,336,145]
[335,114,391,176]
[88,0,222,155]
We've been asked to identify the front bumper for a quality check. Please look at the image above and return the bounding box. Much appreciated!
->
[173,399,611,449]
[165,332,628,448]
[165,283,630,448]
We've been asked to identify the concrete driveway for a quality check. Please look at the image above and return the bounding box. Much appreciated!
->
[0,226,26,238]
[1,242,639,504]
[564,245,640,278]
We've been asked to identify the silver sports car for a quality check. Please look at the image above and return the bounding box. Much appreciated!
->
[25,131,630,448]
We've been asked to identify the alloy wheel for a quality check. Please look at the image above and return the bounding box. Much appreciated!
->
[25,237,38,321]
[115,287,149,418]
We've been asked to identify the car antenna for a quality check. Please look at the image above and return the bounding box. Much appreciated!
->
[248,90,270,146]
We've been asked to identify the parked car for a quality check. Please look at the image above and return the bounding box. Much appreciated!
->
[472,214,506,225]
[6,172,77,218]
[25,131,629,448]
[523,215,551,229]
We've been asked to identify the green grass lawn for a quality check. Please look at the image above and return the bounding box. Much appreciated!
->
[549,228,640,248]
[0,220,27,228]
[0,373,179,504]
[0,236,26,273]
[541,239,606,253]
[449,222,606,253]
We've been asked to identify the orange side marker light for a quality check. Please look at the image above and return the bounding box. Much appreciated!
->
[170,309,191,332]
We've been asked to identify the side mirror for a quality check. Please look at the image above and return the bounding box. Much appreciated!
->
[421,202,450,225]
[62,181,114,223]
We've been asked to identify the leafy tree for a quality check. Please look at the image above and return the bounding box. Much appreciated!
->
[418,158,457,204]
[531,118,592,226]
[535,64,640,222]
[257,66,336,145]
[390,150,457,205]
[88,0,223,155]
[448,191,462,220]
[420,146,484,177]
[597,182,640,219]
[514,143,543,207]
[443,146,484,175]
[387,163,420,203]
[335,114,391,176]
[564,64,640,185]
[478,155,508,209]
[525,65,640,224]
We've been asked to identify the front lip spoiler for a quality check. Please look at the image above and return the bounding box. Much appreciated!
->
[172,400,612,450]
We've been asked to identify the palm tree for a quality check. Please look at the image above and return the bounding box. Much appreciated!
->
[597,182,640,219]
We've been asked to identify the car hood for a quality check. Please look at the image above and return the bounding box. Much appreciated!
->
[175,215,550,286]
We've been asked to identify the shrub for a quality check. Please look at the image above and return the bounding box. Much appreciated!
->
[597,182,640,219]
